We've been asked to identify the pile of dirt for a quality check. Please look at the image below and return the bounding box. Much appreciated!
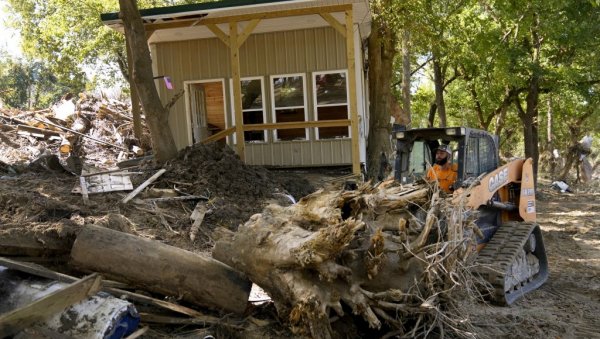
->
[158,143,315,230]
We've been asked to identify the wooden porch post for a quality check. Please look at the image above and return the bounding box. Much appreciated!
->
[345,9,360,175]
[125,35,143,140]
[230,21,245,160]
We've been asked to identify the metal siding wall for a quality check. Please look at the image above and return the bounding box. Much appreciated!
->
[245,140,351,166]
[154,26,351,167]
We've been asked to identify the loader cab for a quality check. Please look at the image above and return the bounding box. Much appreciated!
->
[394,126,499,190]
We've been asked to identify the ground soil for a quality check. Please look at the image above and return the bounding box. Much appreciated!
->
[464,179,600,339]
[0,143,599,338]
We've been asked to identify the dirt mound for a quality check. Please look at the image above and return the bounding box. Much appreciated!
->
[158,143,315,230]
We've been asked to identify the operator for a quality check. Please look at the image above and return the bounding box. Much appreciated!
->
[426,144,458,193]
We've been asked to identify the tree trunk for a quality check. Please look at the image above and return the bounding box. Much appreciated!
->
[70,225,251,314]
[401,30,412,121]
[515,13,541,182]
[366,13,397,180]
[432,50,446,127]
[118,0,178,162]
[427,101,437,127]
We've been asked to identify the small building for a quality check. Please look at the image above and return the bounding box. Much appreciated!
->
[102,0,371,174]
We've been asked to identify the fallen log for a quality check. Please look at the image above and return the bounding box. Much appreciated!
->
[213,180,478,338]
[0,229,75,257]
[71,225,252,314]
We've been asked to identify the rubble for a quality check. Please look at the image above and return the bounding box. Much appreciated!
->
[0,93,482,338]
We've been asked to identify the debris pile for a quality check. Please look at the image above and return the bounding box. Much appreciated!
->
[0,95,480,338]
[0,93,149,174]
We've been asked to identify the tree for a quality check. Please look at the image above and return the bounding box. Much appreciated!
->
[0,57,84,109]
[118,0,178,162]
[366,0,398,180]
[5,0,199,88]
[6,0,126,88]
[474,0,600,178]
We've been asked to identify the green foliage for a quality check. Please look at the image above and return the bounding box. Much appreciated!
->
[4,0,204,91]
[403,0,600,164]
[0,57,85,109]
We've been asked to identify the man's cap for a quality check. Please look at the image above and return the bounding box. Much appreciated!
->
[435,144,452,155]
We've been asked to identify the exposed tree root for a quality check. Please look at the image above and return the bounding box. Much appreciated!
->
[214,179,481,338]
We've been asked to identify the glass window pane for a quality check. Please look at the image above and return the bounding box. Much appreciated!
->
[409,141,429,176]
[275,108,306,140]
[479,137,494,174]
[317,105,349,139]
[273,76,304,107]
[466,137,479,175]
[315,73,347,105]
[241,79,262,110]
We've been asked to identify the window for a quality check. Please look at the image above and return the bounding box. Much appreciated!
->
[230,77,266,143]
[313,71,349,139]
[479,136,497,173]
[271,74,307,141]
[466,136,495,176]
[408,141,431,177]
[466,136,479,176]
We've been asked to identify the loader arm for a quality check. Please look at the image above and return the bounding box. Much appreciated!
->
[459,158,536,222]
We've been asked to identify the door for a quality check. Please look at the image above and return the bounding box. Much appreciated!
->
[187,80,226,144]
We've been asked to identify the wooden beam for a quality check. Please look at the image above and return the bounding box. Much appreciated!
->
[243,119,351,131]
[0,274,102,337]
[121,168,167,204]
[230,21,245,160]
[319,13,345,37]
[345,9,360,175]
[143,4,352,31]
[145,29,155,40]
[237,19,261,47]
[206,24,230,47]
[200,126,236,144]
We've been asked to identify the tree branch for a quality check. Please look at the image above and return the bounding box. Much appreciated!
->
[164,89,185,111]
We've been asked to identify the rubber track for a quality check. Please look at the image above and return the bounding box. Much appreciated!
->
[474,221,549,305]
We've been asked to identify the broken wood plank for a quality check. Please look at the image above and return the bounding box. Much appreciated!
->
[121,169,167,204]
[138,313,228,327]
[70,225,251,314]
[16,124,61,139]
[0,257,128,289]
[32,117,128,151]
[0,274,102,337]
[144,195,208,203]
[79,176,89,205]
[80,166,140,177]
[123,326,149,339]
[0,257,207,317]
[190,203,208,242]
[105,287,207,318]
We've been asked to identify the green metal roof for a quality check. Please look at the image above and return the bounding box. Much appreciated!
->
[101,0,299,22]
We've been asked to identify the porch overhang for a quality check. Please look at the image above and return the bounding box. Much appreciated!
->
[101,0,371,44]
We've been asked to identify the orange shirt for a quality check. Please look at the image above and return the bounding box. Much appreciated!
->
[426,163,458,193]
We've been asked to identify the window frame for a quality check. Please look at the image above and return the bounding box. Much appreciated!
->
[270,73,309,142]
[312,69,350,140]
[229,76,267,144]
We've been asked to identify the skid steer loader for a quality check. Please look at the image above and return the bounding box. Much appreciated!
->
[393,126,548,305]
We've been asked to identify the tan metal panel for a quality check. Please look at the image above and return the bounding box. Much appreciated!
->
[245,139,351,166]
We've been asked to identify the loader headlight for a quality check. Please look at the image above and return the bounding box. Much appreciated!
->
[395,131,405,139]
[446,127,465,136]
